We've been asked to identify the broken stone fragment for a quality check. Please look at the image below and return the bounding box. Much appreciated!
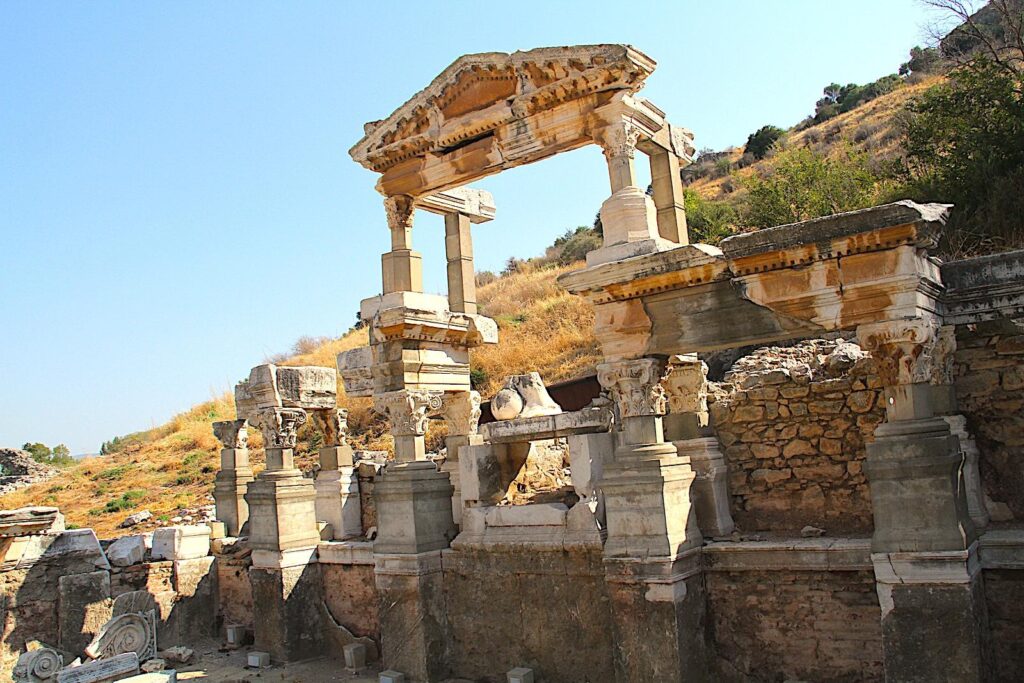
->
[490,373,562,421]
[12,645,62,683]
[150,525,210,561]
[118,511,152,529]
[106,535,145,567]
[158,646,192,665]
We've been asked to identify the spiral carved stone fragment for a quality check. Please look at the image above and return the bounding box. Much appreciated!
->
[12,647,62,682]
[84,610,157,663]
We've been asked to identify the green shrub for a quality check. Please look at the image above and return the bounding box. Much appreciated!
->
[683,190,738,245]
[745,125,784,160]
[103,490,146,513]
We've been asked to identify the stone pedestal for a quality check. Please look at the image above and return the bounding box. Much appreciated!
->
[374,462,455,681]
[314,467,361,540]
[250,562,324,663]
[374,552,449,683]
[674,437,734,537]
[374,462,456,555]
[212,421,254,536]
[245,467,321,561]
[604,555,709,683]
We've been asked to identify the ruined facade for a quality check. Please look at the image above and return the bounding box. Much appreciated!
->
[4,44,1024,683]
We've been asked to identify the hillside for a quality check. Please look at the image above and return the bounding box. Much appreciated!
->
[0,264,599,538]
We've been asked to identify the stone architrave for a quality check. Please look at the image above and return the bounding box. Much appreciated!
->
[55,652,140,683]
[84,610,157,663]
[12,646,62,683]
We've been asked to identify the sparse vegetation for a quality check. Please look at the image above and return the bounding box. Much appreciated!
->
[21,442,75,467]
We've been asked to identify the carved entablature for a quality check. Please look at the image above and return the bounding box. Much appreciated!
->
[597,358,669,418]
[252,408,308,449]
[212,419,248,450]
[856,319,955,388]
[442,390,482,436]
[662,355,709,415]
[374,389,444,436]
[349,45,681,198]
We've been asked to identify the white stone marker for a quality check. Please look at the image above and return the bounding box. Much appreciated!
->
[56,652,140,683]
[224,624,246,648]
[507,668,535,683]
[150,525,210,560]
[379,671,406,683]
[343,642,367,671]
[246,651,270,668]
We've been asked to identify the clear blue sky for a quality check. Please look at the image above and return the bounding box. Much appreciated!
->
[0,1,937,455]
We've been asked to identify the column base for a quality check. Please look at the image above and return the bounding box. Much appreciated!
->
[375,461,456,555]
[865,417,976,553]
[374,551,449,682]
[602,441,702,559]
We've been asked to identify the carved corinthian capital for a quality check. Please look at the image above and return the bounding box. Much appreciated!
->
[374,389,444,436]
[597,358,669,418]
[663,354,709,415]
[384,194,415,231]
[252,407,307,449]
[596,120,642,161]
[442,390,481,436]
[856,319,955,387]
[212,419,248,449]
[312,408,349,447]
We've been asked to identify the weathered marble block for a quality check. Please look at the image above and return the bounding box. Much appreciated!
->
[235,364,337,419]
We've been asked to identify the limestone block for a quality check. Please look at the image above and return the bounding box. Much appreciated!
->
[41,529,110,572]
[247,651,270,668]
[237,364,337,414]
[485,503,567,527]
[244,475,320,558]
[343,642,367,670]
[481,406,612,444]
[56,652,140,683]
[150,526,210,561]
[58,570,112,657]
[379,672,405,683]
[459,443,530,506]
[0,506,63,537]
[416,187,496,223]
[374,462,456,555]
[315,467,362,541]
[507,667,535,683]
[106,536,145,567]
[336,346,374,398]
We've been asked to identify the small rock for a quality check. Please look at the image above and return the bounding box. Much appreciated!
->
[107,535,146,567]
[119,511,153,528]
[159,646,193,664]
[142,658,166,672]
[801,525,826,538]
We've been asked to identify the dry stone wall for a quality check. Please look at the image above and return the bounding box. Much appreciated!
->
[954,324,1024,521]
[709,339,885,535]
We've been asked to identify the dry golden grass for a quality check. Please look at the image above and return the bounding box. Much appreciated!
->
[0,265,599,536]
[689,76,944,202]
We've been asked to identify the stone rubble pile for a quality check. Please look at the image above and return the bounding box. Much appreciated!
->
[0,448,57,496]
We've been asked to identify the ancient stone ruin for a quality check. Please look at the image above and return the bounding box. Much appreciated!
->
[3,44,1024,683]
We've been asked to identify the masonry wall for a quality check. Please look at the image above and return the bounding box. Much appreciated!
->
[954,325,1024,521]
[706,568,884,682]
[709,340,885,535]
[321,563,378,639]
[983,568,1024,682]
[441,547,614,682]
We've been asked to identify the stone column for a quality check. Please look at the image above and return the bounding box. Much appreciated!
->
[596,357,709,682]
[440,390,482,525]
[382,195,423,294]
[313,408,362,540]
[212,419,254,537]
[244,407,323,662]
[663,355,734,537]
[857,320,989,682]
[372,389,456,681]
[647,148,688,244]
[444,212,476,314]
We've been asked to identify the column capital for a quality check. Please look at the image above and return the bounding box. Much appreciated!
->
[856,319,954,387]
[311,408,349,447]
[213,419,248,449]
[595,119,642,162]
[441,390,481,436]
[597,358,669,418]
[252,407,307,449]
[374,389,444,436]
[384,194,415,231]
[662,354,708,415]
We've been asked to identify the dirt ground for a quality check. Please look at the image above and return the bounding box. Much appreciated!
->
[167,639,381,682]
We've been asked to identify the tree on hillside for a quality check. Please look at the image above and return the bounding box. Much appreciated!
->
[742,146,880,227]
[901,0,1024,254]
[900,46,946,76]
[745,125,784,159]
[21,441,75,467]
